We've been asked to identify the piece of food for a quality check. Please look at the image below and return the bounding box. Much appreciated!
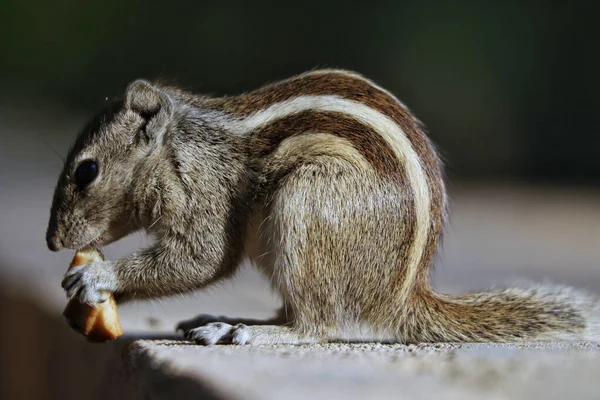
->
[63,249,123,342]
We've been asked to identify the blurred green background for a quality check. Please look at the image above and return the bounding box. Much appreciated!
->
[2,0,598,181]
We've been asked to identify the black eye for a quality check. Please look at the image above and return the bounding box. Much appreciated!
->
[74,160,99,188]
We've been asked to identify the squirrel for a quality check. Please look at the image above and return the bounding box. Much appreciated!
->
[47,69,599,345]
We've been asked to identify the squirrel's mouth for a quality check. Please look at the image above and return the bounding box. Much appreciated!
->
[56,224,131,252]
[76,232,112,251]
[83,225,132,250]
[54,226,103,252]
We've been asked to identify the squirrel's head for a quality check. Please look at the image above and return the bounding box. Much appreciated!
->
[46,80,174,251]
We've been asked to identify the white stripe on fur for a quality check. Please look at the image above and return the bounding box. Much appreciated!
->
[229,94,431,304]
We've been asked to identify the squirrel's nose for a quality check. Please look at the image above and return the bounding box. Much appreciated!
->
[46,233,64,252]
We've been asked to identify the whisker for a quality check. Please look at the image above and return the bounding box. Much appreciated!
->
[38,136,66,164]
[145,214,163,233]
[253,250,272,263]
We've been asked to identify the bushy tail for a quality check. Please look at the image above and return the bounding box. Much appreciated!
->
[398,285,599,342]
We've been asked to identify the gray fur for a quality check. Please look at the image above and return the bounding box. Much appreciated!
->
[47,72,599,344]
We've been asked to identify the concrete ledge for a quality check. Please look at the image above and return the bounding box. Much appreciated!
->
[121,340,600,400]
[2,282,599,400]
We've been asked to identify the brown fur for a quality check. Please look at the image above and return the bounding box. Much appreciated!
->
[208,70,446,293]
[48,70,598,344]
[252,110,405,179]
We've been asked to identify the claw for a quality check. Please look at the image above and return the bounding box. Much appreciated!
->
[63,276,80,293]
[60,260,117,305]
[73,286,84,302]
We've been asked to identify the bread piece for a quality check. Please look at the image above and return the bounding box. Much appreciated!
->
[63,249,123,342]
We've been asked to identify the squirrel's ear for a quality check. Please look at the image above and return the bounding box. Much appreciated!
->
[125,79,173,143]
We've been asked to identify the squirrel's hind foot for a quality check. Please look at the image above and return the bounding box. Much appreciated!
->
[184,323,320,346]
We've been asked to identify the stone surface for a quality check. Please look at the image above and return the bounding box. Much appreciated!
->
[123,340,600,400]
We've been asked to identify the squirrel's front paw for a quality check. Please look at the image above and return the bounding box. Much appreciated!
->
[61,261,118,305]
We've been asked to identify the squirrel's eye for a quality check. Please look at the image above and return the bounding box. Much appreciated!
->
[74,160,99,188]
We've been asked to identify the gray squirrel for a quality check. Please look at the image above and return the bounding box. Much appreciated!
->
[47,70,598,344]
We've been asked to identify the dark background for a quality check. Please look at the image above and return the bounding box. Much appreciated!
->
[2,0,599,181]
